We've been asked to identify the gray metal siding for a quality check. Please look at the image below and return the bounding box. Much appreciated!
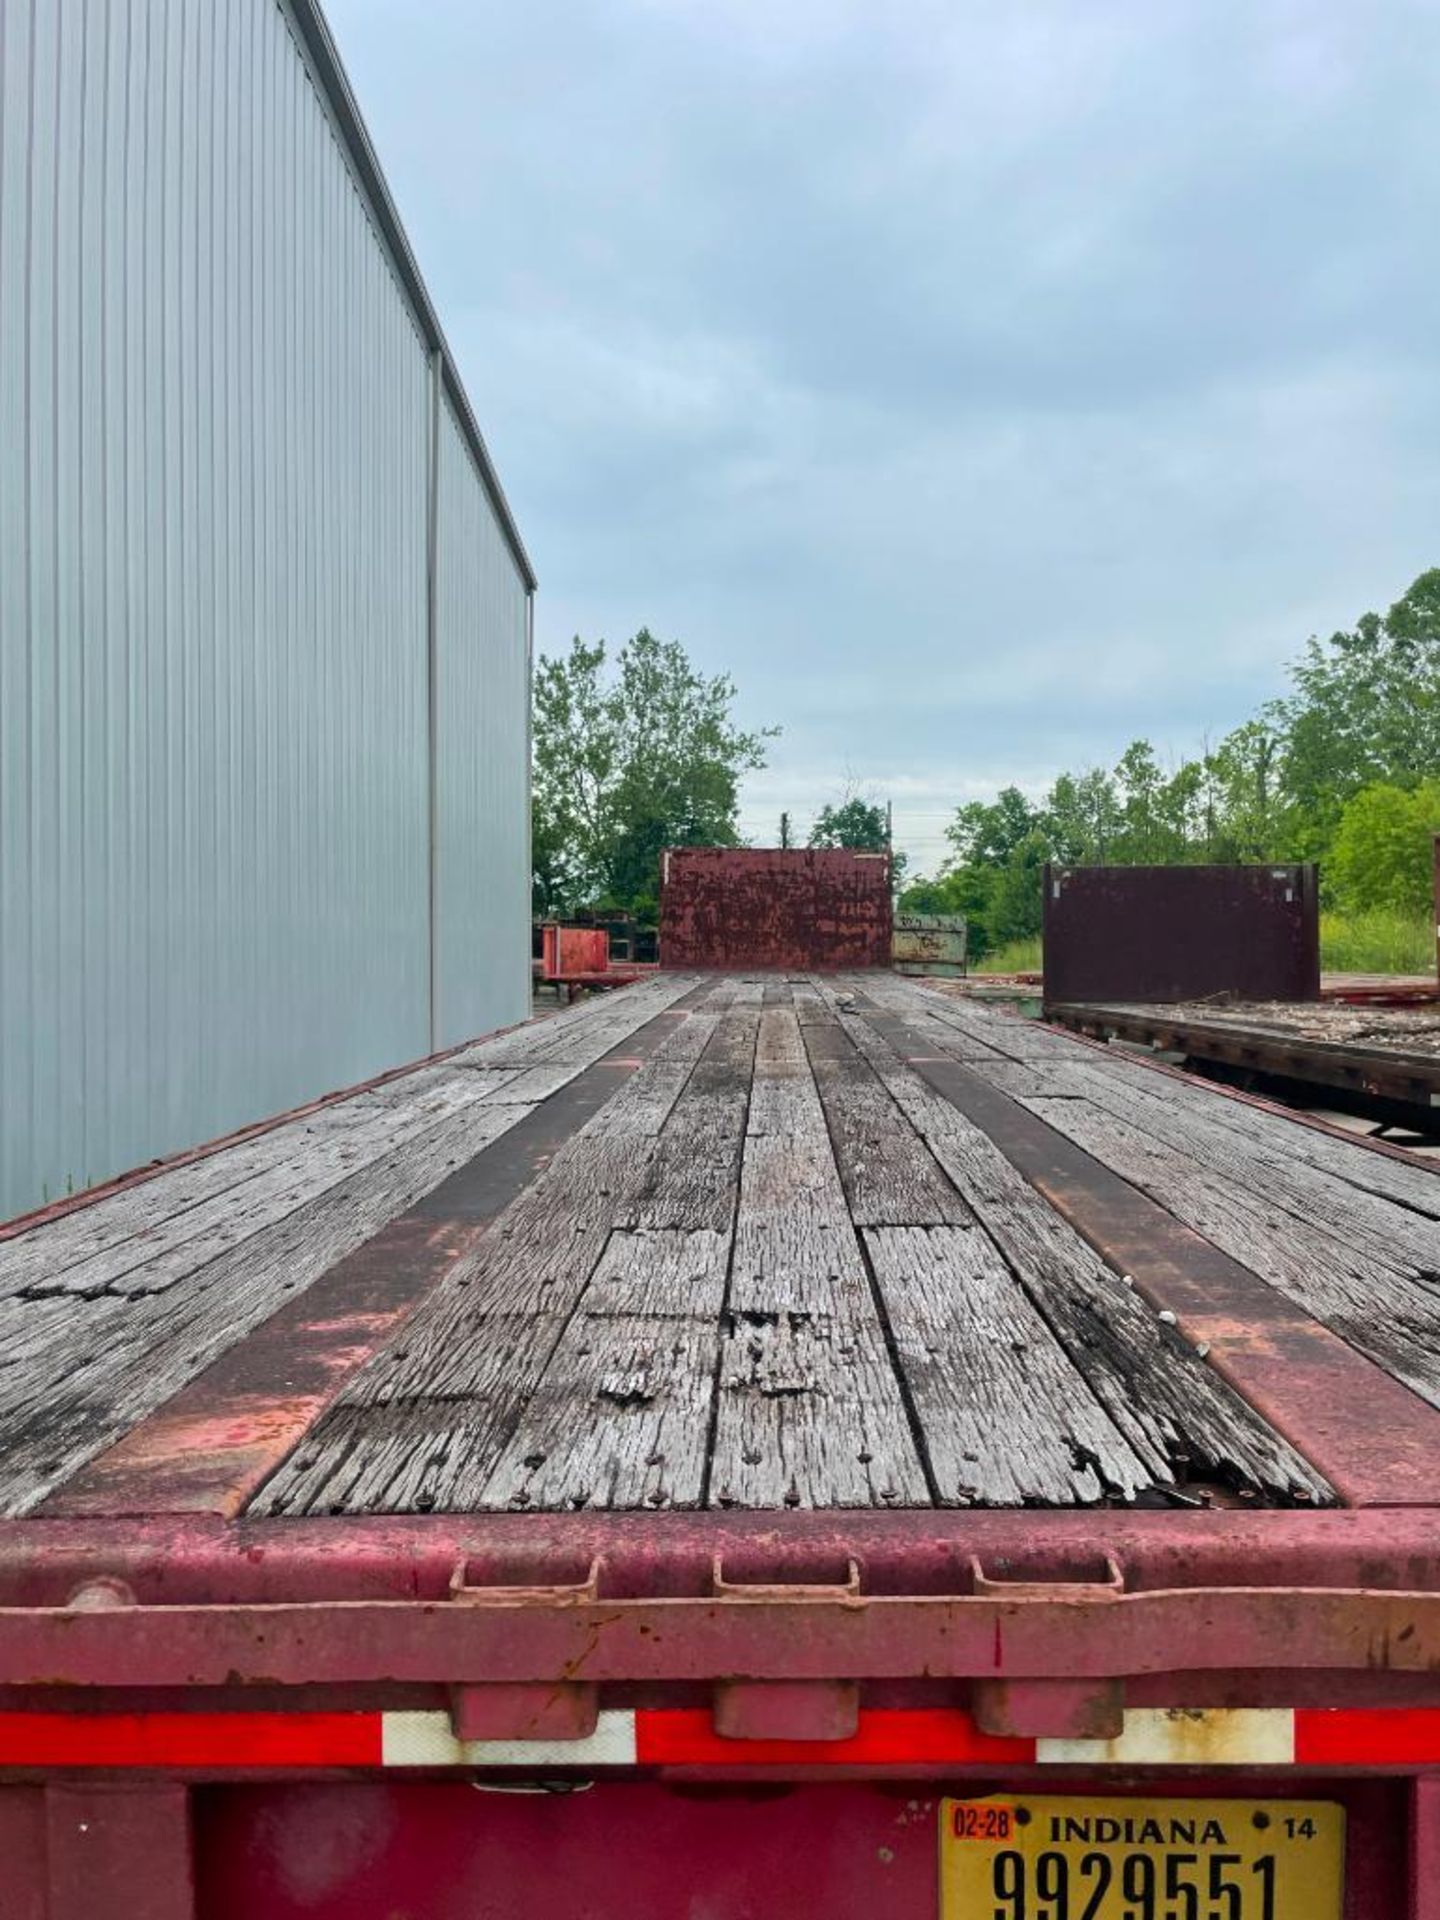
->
[0,0,531,1217]
[433,395,532,1049]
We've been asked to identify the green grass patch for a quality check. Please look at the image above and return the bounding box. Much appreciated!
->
[1319,908,1434,975]
[970,914,1432,980]
[976,936,1043,974]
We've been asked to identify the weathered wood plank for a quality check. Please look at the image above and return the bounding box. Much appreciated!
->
[0,1084,403,1295]
[622,1010,757,1231]
[582,1228,731,1317]
[449,973,702,1069]
[708,1315,930,1509]
[803,1023,974,1226]
[1043,1054,1440,1280]
[0,1094,540,1516]
[480,1315,720,1511]
[746,1005,818,1137]
[1022,1093,1440,1412]
[971,1060,1094,1100]
[1071,1036,1440,1222]
[257,1007,750,1515]
[18,1074,504,1300]
[835,1008,1332,1502]
[471,1063,584,1104]
[0,978,699,1299]
[865,1226,1153,1504]
[728,1132,876,1318]
[728,1009,874,1318]
[830,975,1012,1058]
[253,1316,564,1516]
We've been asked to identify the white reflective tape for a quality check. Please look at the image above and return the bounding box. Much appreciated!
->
[381,1709,638,1768]
[1038,1708,1296,1768]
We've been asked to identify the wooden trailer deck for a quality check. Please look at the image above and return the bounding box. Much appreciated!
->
[4,974,1440,1520]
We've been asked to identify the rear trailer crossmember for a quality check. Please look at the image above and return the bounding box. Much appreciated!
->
[1,1525,1439,1916]
[3,1541,1439,1755]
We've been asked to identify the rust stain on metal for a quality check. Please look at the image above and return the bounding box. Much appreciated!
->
[659,847,892,970]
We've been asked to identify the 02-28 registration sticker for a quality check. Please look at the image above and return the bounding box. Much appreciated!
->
[940,1794,1344,1919]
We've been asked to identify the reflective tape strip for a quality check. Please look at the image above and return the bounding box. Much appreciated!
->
[381,1709,638,1769]
[0,1710,383,1769]
[1037,1709,1296,1768]
[0,1705,1436,1771]
[1295,1708,1440,1766]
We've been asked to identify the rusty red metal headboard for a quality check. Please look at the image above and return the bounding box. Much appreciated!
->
[658,847,892,970]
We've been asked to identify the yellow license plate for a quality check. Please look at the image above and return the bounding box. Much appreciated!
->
[940,1794,1344,1919]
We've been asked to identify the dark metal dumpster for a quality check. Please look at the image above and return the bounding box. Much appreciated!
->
[1043,863,1321,1006]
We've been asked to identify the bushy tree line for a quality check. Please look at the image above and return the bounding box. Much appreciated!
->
[902,569,1440,960]
[531,635,908,924]
[532,630,775,923]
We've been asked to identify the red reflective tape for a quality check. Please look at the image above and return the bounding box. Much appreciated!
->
[634,1708,1034,1768]
[0,1712,383,1769]
[1294,1709,1440,1767]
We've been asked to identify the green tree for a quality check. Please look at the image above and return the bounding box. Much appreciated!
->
[531,630,775,921]
[1113,739,1167,863]
[1329,781,1440,916]
[809,792,909,890]
[1278,569,1440,857]
[945,786,1039,867]
[808,797,888,850]
[1044,768,1120,864]
[1206,720,1287,861]
[987,829,1051,945]
[899,862,1000,956]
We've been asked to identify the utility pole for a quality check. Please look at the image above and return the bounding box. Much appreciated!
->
[779,811,791,850]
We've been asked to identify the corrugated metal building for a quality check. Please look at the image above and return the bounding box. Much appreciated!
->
[0,0,535,1219]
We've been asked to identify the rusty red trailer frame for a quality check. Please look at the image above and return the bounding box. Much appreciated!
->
[2,1508,1440,1915]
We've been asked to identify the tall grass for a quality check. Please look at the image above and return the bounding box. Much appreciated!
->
[977,936,1043,974]
[973,913,1433,979]
[1319,908,1434,975]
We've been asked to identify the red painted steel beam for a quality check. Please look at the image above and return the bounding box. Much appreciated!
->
[4,1508,1440,1603]
[42,997,711,1520]
[865,1009,1440,1507]
[0,1585,1434,1690]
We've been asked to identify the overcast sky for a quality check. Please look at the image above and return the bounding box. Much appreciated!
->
[329,0,1440,875]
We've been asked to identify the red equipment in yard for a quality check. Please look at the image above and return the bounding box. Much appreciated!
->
[659,845,894,969]
[538,922,655,995]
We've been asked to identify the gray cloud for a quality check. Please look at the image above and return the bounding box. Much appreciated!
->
[329,0,1440,871]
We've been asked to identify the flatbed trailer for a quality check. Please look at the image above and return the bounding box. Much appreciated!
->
[1,972,1439,1917]
[1049,996,1440,1121]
